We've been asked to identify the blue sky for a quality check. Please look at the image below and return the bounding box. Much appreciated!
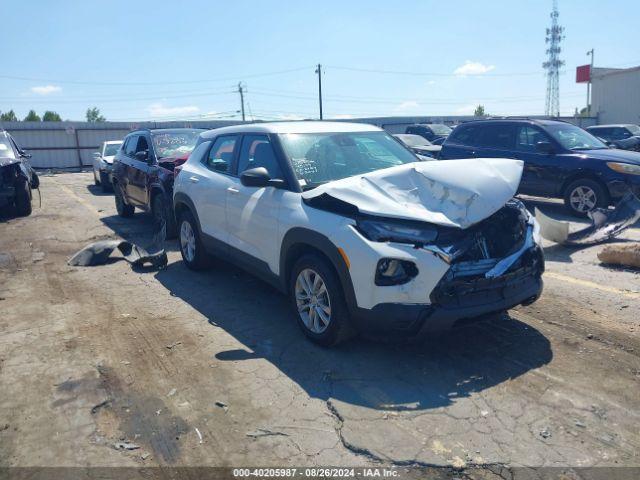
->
[2,0,638,121]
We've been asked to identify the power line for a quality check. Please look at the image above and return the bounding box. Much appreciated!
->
[327,65,543,77]
[0,66,313,86]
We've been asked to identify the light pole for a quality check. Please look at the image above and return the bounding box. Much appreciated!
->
[315,64,323,120]
[586,49,594,116]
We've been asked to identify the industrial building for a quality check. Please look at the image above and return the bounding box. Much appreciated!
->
[591,66,640,124]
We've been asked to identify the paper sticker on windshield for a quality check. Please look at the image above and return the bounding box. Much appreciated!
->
[298,179,307,187]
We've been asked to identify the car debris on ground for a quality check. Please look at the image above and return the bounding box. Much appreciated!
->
[68,223,167,268]
[535,193,640,245]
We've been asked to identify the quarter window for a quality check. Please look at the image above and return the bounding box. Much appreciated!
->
[206,136,237,173]
[448,125,481,146]
[238,135,283,179]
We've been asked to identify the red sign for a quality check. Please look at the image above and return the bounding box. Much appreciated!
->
[576,64,591,83]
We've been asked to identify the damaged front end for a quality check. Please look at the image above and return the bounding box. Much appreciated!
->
[424,200,544,331]
[352,199,545,333]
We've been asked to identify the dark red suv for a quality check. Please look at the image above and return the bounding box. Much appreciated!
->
[112,128,204,237]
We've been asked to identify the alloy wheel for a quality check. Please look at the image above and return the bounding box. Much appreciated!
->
[569,185,597,213]
[180,220,196,263]
[295,268,332,334]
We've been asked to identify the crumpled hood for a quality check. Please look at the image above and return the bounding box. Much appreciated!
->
[0,156,22,168]
[302,158,524,229]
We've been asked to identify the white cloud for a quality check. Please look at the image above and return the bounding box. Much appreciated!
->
[274,113,307,121]
[146,103,199,118]
[31,85,62,95]
[394,100,420,112]
[455,103,478,115]
[426,80,437,86]
[454,61,495,76]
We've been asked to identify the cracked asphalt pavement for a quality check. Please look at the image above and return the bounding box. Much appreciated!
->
[1,173,639,472]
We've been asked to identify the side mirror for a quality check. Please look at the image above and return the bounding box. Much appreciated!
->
[240,167,271,187]
[535,141,555,154]
[93,152,101,158]
[20,151,32,159]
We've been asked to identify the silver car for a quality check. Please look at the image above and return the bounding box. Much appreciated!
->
[92,140,122,192]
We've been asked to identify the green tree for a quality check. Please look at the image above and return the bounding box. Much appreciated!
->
[86,107,105,122]
[0,110,18,121]
[474,105,486,117]
[42,111,62,121]
[24,110,41,121]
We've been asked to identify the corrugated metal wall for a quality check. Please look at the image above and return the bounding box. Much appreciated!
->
[592,67,640,124]
[1,120,241,169]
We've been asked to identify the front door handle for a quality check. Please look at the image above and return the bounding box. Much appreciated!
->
[227,187,240,194]
[189,176,199,183]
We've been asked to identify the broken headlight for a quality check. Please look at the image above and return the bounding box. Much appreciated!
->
[355,218,438,245]
[375,259,419,286]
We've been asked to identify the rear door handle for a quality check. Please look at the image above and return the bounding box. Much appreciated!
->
[227,187,240,194]
[189,176,199,183]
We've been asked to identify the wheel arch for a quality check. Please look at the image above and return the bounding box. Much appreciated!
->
[280,228,357,312]
[173,192,203,234]
[559,171,610,203]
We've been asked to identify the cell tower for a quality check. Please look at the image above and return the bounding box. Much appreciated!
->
[543,0,564,117]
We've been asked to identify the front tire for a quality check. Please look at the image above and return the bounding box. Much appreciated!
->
[152,194,177,239]
[14,179,32,217]
[563,178,608,217]
[114,184,134,217]
[177,209,209,270]
[290,254,354,347]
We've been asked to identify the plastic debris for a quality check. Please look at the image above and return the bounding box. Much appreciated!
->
[536,193,640,245]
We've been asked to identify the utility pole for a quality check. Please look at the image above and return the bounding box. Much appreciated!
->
[586,49,594,116]
[315,64,323,120]
[237,82,246,122]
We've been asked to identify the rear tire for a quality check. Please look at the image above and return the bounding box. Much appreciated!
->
[14,179,32,217]
[177,209,210,270]
[563,178,608,217]
[100,172,112,193]
[152,194,177,239]
[114,184,134,217]
[289,254,354,347]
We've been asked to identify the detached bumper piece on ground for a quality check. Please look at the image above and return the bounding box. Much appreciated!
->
[535,193,640,246]
[68,223,167,269]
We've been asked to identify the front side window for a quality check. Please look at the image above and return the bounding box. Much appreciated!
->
[151,130,201,160]
[545,124,607,150]
[516,126,550,152]
[238,135,283,179]
[0,135,16,159]
[205,136,237,173]
[278,131,416,189]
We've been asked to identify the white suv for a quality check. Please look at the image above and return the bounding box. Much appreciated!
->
[173,122,544,346]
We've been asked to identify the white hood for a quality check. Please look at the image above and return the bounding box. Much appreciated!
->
[302,158,524,229]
